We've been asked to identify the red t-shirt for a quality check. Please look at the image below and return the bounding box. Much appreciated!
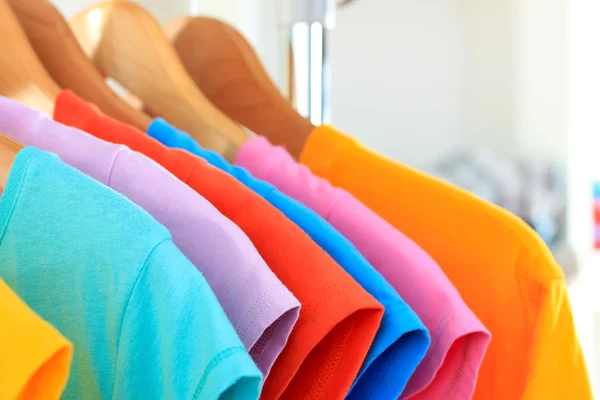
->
[54,90,384,400]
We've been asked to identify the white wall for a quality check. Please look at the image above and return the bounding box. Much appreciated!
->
[516,0,567,162]
[327,0,567,167]
[460,0,518,154]
[330,0,466,168]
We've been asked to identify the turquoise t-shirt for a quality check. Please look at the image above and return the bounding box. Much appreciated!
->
[0,147,262,400]
[148,120,431,399]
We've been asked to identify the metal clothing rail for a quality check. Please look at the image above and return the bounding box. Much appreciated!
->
[280,0,354,125]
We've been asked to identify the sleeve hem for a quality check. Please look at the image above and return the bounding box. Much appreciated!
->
[238,288,300,346]
[0,280,73,400]
[192,346,261,400]
[402,312,490,399]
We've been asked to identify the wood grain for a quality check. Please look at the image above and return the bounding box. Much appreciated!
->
[0,0,60,116]
[165,17,314,159]
[70,1,249,161]
[8,0,152,131]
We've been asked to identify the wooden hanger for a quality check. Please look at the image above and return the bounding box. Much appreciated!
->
[70,1,249,161]
[8,0,152,131]
[0,0,60,116]
[0,134,23,191]
[164,17,315,159]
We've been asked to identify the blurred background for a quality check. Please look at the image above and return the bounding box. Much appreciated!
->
[55,0,600,394]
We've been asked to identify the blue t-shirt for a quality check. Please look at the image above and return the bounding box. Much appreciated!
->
[148,119,431,399]
[0,147,262,400]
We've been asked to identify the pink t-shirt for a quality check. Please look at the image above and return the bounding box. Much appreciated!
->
[236,136,491,399]
[0,97,300,376]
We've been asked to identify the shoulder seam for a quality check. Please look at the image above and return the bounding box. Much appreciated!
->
[0,150,36,243]
[112,236,172,397]
[182,157,201,185]
[105,147,128,187]
[324,190,351,223]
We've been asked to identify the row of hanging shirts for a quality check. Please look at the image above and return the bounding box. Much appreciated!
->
[0,1,592,400]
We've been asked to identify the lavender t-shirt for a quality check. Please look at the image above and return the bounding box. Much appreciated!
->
[0,97,300,376]
[236,137,492,399]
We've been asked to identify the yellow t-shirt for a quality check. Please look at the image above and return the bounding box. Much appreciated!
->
[0,279,72,400]
[300,125,592,400]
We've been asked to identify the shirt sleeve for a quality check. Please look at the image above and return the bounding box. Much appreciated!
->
[522,277,592,400]
[0,279,73,400]
[237,137,491,399]
[112,239,262,400]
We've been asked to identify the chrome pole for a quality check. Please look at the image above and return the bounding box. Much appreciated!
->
[280,0,335,125]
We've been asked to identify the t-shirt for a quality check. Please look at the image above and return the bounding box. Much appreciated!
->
[0,279,72,400]
[235,136,492,399]
[298,125,593,400]
[0,147,262,400]
[54,90,384,400]
[0,96,300,377]
[147,118,431,399]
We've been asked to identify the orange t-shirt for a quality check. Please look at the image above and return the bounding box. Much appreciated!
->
[54,91,384,400]
[299,125,592,400]
[0,279,72,400]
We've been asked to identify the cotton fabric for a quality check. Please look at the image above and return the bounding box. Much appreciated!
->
[148,118,432,399]
[235,136,491,399]
[0,279,72,400]
[0,147,262,400]
[54,90,384,400]
[0,96,300,377]
[299,125,592,400]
